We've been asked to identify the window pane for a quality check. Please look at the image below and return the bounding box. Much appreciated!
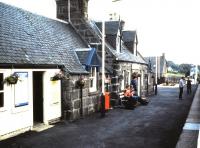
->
[92,68,95,76]
[14,72,29,107]
[90,79,93,87]
[0,73,3,90]
[0,93,4,107]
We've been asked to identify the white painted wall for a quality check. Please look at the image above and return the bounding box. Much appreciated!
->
[0,68,61,137]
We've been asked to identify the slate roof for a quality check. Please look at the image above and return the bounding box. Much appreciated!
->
[94,21,147,65]
[114,45,147,64]
[122,31,137,43]
[0,2,88,74]
[75,48,100,67]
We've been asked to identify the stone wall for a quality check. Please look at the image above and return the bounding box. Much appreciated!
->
[56,0,100,45]
[61,74,100,121]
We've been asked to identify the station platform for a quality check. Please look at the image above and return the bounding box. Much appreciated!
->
[176,84,200,148]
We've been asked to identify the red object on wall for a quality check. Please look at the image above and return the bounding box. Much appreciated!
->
[105,92,110,110]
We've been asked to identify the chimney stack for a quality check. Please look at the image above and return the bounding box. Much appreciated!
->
[56,0,89,21]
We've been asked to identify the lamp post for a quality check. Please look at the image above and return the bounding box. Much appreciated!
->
[100,0,107,117]
[102,20,105,94]
[100,17,106,117]
[155,56,158,95]
[100,0,123,117]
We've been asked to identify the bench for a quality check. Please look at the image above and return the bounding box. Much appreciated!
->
[119,91,136,109]
[119,91,149,108]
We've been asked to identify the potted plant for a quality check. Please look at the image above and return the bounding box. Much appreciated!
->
[51,71,67,81]
[76,76,85,88]
[4,73,19,85]
[137,73,141,77]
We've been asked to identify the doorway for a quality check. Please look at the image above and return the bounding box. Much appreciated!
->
[33,71,44,124]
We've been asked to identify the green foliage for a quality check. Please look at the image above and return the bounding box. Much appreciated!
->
[4,73,19,85]
[167,61,179,71]
[178,64,192,76]
[166,72,184,77]
[167,60,196,77]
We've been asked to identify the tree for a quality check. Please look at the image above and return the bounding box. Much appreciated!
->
[178,64,192,76]
[167,61,179,72]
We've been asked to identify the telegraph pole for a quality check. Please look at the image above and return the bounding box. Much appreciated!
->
[100,0,106,117]
[155,56,158,95]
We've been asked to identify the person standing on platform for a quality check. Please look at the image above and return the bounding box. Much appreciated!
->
[130,75,138,95]
[179,77,185,99]
[186,77,192,94]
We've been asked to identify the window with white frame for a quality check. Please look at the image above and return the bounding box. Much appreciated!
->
[128,71,131,84]
[89,67,97,92]
[141,71,144,86]
[0,73,4,108]
[121,70,125,90]
[14,72,29,107]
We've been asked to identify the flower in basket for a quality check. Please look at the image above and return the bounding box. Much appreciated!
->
[137,73,141,77]
[50,71,65,81]
[4,73,19,85]
[76,76,86,88]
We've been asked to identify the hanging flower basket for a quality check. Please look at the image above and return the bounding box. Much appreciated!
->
[76,77,85,88]
[4,73,19,85]
[50,71,68,81]
[51,73,63,81]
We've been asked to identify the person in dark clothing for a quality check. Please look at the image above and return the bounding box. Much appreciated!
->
[186,78,192,94]
[130,75,137,95]
[130,86,149,105]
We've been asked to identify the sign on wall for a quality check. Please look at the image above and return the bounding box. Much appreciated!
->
[14,72,29,107]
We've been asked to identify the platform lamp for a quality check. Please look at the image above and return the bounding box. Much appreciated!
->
[155,56,158,95]
[101,0,123,117]
[100,0,107,117]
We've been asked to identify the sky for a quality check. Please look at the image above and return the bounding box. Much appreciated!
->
[0,0,200,65]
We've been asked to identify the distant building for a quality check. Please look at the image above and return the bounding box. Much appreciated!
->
[145,53,168,84]
[95,21,148,94]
